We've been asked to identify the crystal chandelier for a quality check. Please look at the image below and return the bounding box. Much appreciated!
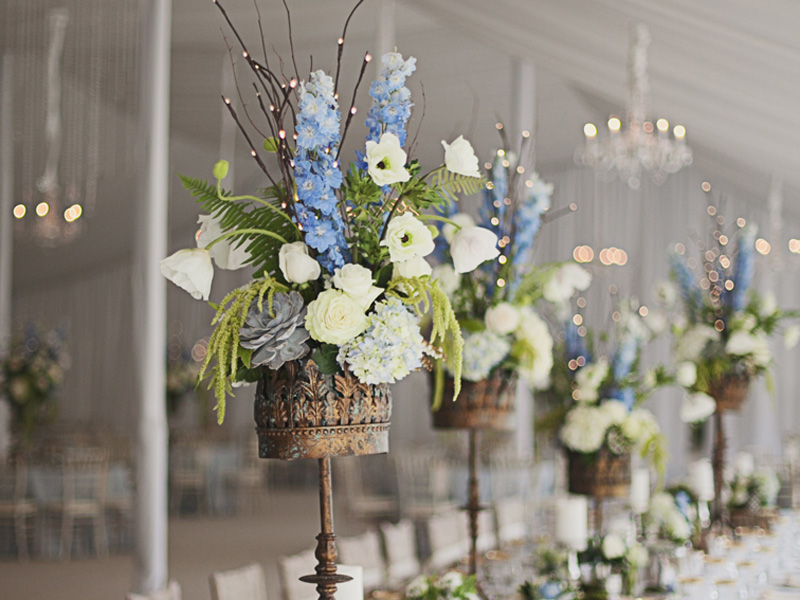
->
[577,24,692,189]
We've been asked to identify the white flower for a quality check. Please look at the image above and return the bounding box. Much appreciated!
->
[734,451,755,477]
[485,303,520,336]
[442,212,476,244]
[380,213,435,263]
[601,400,629,425]
[784,326,800,350]
[574,358,609,403]
[514,307,554,389]
[733,312,758,332]
[393,255,432,279]
[675,361,697,387]
[405,575,428,598]
[439,571,463,591]
[655,280,678,307]
[750,333,772,367]
[196,214,250,270]
[726,330,758,356]
[677,325,719,362]
[621,408,660,444]
[680,392,716,423]
[432,264,460,296]
[542,263,592,305]
[560,405,609,453]
[278,241,321,284]
[160,248,214,301]
[458,330,511,381]
[441,135,481,178]
[305,289,368,345]
[450,226,499,273]
[332,263,383,309]
[365,132,411,186]
[760,291,778,315]
[627,543,649,568]
[602,534,626,560]
[664,512,691,541]
[644,309,668,335]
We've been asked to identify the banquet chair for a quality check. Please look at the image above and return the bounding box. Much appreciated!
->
[476,507,498,553]
[209,562,268,600]
[395,450,456,519]
[127,580,182,600]
[379,519,421,587]
[42,446,109,559]
[169,436,212,515]
[224,439,268,515]
[495,496,527,544]
[105,463,134,552]
[336,529,387,591]
[278,548,317,600]
[339,456,398,523]
[424,510,469,571]
[0,457,37,559]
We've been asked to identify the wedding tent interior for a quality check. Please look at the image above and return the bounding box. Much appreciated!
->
[1,1,800,599]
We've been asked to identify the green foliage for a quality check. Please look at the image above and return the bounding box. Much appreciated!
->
[198,276,287,424]
[179,175,300,278]
[641,431,668,487]
[342,167,388,266]
[311,344,340,374]
[511,262,563,306]
[426,166,486,204]
[263,137,280,152]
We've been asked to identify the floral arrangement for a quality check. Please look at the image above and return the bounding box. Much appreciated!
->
[728,451,780,509]
[0,323,68,444]
[406,571,478,600]
[166,352,202,417]
[538,297,666,474]
[661,207,798,423]
[577,530,649,599]
[644,491,693,543]
[429,134,565,390]
[518,547,577,600]
[160,2,503,421]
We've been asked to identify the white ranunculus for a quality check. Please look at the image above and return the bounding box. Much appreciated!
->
[365,132,411,186]
[441,135,481,178]
[393,255,432,279]
[432,264,460,296]
[677,325,719,362]
[680,392,717,423]
[450,226,500,273]
[734,451,755,477]
[542,263,592,305]
[160,248,214,301]
[574,358,609,403]
[785,325,800,350]
[601,399,629,425]
[305,289,368,345]
[442,212,476,244]
[279,241,321,284]
[675,361,698,387]
[485,302,520,336]
[602,534,626,560]
[380,213,435,263]
[196,214,250,270]
[439,571,463,591]
[332,264,384,310]
[726,330,758,356]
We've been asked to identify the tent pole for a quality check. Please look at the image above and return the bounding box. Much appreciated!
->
[132,0,171,593]
[0,55,14,459]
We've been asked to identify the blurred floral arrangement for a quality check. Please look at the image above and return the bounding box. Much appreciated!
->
[0,322,69,444]
[406,571,478,600]
[644,491,693,544]
[537,296,667,475]
[160,1,507,421]
[658,207,798,424]
[728,451,780,510]
[518,547,577,600]
[429,132,564,390]
[577,530,649,599]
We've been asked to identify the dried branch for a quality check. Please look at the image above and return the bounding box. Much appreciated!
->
[334,0,367,96]
[408,82,427,158]
[337,52,371,160]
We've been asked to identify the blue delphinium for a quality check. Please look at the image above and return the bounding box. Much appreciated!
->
[610,338,639,410]
[729,226,756,311]
[294,70,349,272]
[364,52,416,146]
[669,251,702,310]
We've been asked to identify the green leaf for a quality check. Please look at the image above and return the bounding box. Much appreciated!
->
[263,138,280,153]
[427,166,486,204]
[312,344,340,374]
[237,345,253,370]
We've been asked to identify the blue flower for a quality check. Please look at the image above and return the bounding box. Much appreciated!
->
[364,52,415,146]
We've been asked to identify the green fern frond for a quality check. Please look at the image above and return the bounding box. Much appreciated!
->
[179,175,300,278]
[428,167,486,203]
[198,276,288,424]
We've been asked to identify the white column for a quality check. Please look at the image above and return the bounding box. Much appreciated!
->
[132,0,171,593]
[375,0,396,73]
[0,55,14,458]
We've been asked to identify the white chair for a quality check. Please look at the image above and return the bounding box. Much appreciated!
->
[339,457,397,522]
[209,562,268,600]
[476,508,497,553]
[495,496,527,544]
[278,548,317,600]
[127,580,182,600]
[0,457,36,559]
[336,530,386,591]
[395,451,456,519]
[169,437,212,515]
[425,510,469,571]
[379,520,420,587]
[224,440,268,515]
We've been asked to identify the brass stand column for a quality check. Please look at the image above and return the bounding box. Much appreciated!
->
[712,410,726,525]
[300,457,352,600]
[466,429,481,575]
[594,496,604,534]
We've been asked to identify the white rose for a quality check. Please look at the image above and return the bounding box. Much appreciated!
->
[160,248,214,301]
[439,572,463,591]
[602,534,626,560]
[750,334,771,367]
[380,213,435,263]
[543,263,592,304]
[726,331,758,356]
[784,326,800,350]
[305,289,368,345]
[601,399,629,425]
[365,132,411,186]
[441,135,481,178]
[196,214,250,270]
[515,307,554,389]
[432,264,460,296]
[332,263,384,309]
[675,361,697,387]
[560,405,608,453]
[677,325,719,362]
[622,408,659,444]
[679,392,717,423]
[734,451,755,477]
[450,226,500,273]
[485,302,520,335]
[279,241,321,284]
[574,358,609,403]
[442,212,476,244]
[393,256,432,279]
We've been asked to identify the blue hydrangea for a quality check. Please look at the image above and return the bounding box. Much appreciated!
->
[453,330,511,382]
[294,70,350,271]
[365,52,416,147]
[337,298,426,385]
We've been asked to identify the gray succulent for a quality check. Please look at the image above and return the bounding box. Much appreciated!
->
[240,291,310,370]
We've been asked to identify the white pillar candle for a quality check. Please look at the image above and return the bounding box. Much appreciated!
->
[556,495,588,551]
[337,565,364,600]
[630,468,651,514]
[689,458,715,502]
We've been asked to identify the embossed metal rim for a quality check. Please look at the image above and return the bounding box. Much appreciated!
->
[256,422,390,460]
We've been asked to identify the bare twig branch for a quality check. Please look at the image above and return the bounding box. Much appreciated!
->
[334,0,367,96]
[337,52,371,160]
